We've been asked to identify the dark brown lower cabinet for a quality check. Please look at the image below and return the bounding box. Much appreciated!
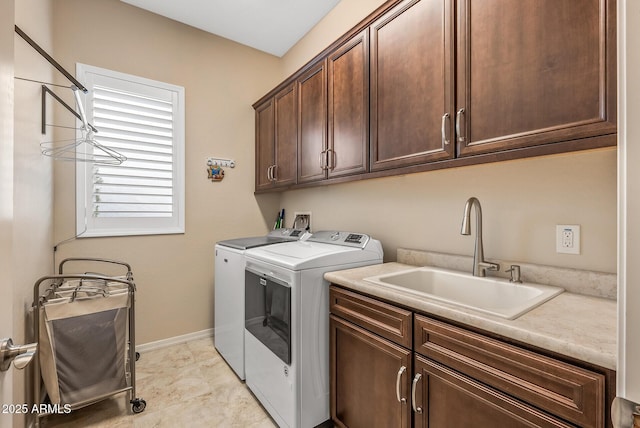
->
[330,315,412,428]
[412,355,573,428]
[329,285,611,428]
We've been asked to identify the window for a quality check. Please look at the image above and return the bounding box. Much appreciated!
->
[76,64,185,237]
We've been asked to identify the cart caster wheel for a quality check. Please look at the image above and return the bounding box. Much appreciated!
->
[135,352,140,361]
[131,399,146,414]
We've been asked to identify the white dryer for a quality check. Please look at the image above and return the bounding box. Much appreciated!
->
[243,231,383,428]
[214,228,305,380]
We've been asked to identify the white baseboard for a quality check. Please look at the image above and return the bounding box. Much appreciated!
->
[136,328,214,353]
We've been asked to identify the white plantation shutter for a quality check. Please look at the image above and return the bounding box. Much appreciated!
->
[92,87,174,218]
[76,64,185,237]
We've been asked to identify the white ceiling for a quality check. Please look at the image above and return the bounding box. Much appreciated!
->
[120,0,342,57]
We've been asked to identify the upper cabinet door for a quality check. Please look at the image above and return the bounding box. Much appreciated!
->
[327,30,370,178]
[456,0,617,156]
[370,0,455,172]
[298,61,328,184]
[273,84,298,187]
[255,99,275,191]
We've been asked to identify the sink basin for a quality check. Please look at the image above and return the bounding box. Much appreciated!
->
[363,266,563,319]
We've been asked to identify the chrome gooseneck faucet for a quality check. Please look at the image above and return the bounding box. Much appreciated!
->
[461,197,500,277]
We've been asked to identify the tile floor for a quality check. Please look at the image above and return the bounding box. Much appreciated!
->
[41,337,277,427]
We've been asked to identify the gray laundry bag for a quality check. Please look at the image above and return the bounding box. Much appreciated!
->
[38,285,130,405]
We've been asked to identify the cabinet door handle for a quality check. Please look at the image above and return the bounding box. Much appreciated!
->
[441,113,450,146]
[271,165,277,181]
[267,165,273,181]
[411,373,423,414]
[319,150,328,170]
[396,366,407,404]
[456,108,466,143]
[327,149,336,170]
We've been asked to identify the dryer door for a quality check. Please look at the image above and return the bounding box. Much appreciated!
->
[245,269,291,364]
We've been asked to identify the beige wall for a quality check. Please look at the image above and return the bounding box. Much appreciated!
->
[279,149,617,273]
[282,0,389,75]
[14,0,55,334]
[51,0,281,344]
[12,0,55,425]
[279,0,617,274]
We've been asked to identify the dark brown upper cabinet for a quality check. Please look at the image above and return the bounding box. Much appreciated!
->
[255,84,297,191]
[327,29,370,178]
[254,0,616,192]
[297,30,370,185]
[370,0,455,171]
[297,61,328,184]
[255,99,275,191]
[455,0,617,156]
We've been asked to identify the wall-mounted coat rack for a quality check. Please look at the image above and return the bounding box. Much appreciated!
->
[15,25,92,134]
[15,26,126,165]
[15,25,87,93]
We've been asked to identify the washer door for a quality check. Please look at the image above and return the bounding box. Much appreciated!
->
[245,269,291,364]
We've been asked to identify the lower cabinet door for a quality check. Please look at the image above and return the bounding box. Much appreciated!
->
[413,355,575,428]
[330,315,412,428]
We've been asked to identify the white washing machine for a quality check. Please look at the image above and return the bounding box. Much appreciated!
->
[214,228,305,380]
[243,231,383,428]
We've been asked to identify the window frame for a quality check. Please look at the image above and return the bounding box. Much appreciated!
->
[75,63,185,238]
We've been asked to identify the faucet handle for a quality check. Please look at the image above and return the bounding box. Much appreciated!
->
[506,265,522,283]
[478,261,500,272]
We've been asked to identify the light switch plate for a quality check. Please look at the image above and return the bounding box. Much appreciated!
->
[556,225,580,254]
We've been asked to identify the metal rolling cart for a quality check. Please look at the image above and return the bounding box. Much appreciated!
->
[32,258,145,427]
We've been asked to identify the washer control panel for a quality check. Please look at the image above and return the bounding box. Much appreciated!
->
[308,231,370,248]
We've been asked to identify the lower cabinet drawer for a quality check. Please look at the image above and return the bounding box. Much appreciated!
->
[330,286,412,348]
[415,314,605,428]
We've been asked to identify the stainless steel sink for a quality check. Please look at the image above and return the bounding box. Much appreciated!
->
[363,266,564,319]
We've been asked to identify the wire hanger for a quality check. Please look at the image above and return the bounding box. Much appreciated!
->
[39,86,127,165]
[40,131,128,165]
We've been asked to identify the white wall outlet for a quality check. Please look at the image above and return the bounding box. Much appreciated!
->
[556,225,581,254]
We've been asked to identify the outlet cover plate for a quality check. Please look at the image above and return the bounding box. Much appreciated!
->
[556,225,580,255]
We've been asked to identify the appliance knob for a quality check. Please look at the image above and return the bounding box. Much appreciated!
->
[330,232,340,241]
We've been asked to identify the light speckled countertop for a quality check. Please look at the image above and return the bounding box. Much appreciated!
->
[325,262,617,370]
